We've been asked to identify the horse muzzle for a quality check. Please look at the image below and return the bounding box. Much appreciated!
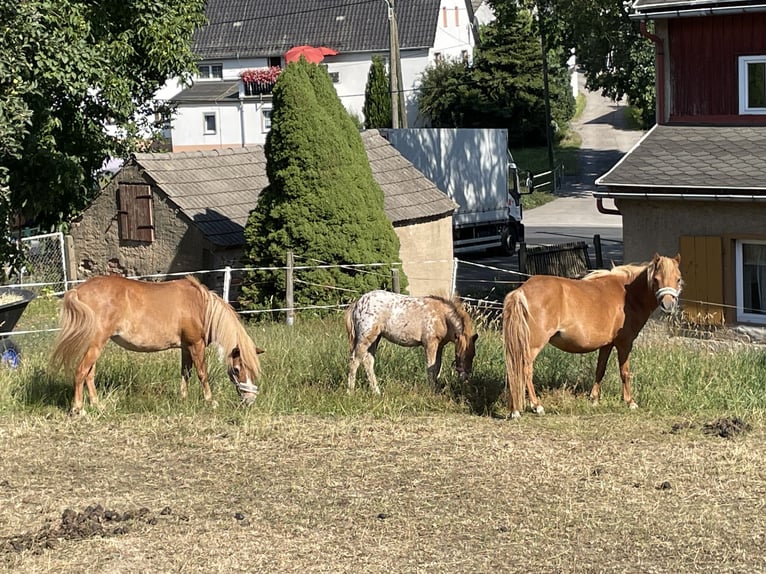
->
[655,287,680,314]
[234,380,259,404]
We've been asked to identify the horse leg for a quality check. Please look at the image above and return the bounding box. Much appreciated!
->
[590,346,613,406]
[71,344,106,415]
[180,347,193,399]
[616,344,638,409]
[524,345,545,415]
[360,339,381,395]
[424,343,444,390]
[188,340,215,406]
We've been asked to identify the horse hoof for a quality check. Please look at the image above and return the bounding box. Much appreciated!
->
[629,401,638,410]
[211,400,219,410]
[591,400,600,407]
[509,411,521,419]
[534,405,545,415]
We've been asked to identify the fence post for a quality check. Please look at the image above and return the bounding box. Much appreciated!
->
[519,242,528,275]
[285,251,294,326]
[451,257,458,297]
[222,266,232,302]
[391,267,400,293]
[593,234,603,269]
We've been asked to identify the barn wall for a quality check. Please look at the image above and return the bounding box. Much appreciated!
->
[394,217,454,296]
[669,13,766,119]
[617,198,766,323]
[68,163,213,280]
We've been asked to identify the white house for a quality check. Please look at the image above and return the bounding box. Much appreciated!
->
[165,0,479,152]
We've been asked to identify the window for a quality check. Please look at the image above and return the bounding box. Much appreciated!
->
[198,63,223,80]
[262,108,272,132]
[203,113,217,135]
[268,56,281,68]
[738,56,766,114]
[118,184,154,242]
[736,240,766,323]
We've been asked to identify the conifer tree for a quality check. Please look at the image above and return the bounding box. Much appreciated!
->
[363,55,392,129]
[240,59,406,313]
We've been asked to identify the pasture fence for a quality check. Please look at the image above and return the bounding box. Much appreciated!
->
[2,232,68,294]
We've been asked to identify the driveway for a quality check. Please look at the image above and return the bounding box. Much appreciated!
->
[522,71,646,265]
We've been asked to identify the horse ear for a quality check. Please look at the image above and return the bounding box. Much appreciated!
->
[652,252,661,263]
[472,333,478,343]
[674,253,681,264]
[256,347,265,354]
[231,347,241,359]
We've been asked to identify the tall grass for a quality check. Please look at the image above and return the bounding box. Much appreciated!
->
[3,297,766,422]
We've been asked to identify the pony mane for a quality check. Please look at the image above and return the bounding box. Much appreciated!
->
[583,262,649,284]
[426,294,474,337]
[184,276,262,378]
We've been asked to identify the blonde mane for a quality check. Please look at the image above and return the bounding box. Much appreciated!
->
[185,277,262,378]
[583,262,650,285]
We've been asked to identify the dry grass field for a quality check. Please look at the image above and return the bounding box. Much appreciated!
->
[1,412,764,573]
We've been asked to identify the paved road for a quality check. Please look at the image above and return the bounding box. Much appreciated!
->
[455,72,645,299]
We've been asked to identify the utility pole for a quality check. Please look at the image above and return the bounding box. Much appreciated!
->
[538,4,555,189]
[385,0,407,127]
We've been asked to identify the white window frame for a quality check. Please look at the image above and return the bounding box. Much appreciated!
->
[735,238,766,324]
[738,55,766,115]
[262,108,272,133]
[198,63,223,81]
[203,112,217,135]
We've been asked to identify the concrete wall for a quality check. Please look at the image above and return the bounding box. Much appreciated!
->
[68,164,214,280]
[394,217,455,296]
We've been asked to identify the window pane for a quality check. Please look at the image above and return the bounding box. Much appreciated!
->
[198,65,210,78]
[747,62,766,108]
[204,114,216,133]
[742,243,766,315]
[212,65,223,78]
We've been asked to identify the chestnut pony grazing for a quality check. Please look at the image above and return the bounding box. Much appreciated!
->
[49,275,264,415]
[346,290,478,394]
[502,253,682,418]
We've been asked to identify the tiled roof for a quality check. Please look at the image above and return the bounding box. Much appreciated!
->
[132,130,455,246]
[596,124,766,193]
[193,0,445,60]
[170,81,239,103]
[632,0,766,15]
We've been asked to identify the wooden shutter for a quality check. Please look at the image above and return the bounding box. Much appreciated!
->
[679,235,724,325]
[118,184,154,242]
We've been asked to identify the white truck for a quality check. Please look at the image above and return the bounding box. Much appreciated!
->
[382,127,524,254]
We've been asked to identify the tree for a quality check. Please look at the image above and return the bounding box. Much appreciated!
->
[415,4,575,147]
[363,55,392,129]
[0,0,206,265]
[534,0,656,127]
[240,59,406,313]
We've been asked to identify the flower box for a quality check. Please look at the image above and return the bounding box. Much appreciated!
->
[240,66,281,95]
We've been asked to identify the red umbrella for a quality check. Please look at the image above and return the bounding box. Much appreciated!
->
[284,45,338,64]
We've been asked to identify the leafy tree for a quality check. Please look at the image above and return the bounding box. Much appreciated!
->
[416,4,575,147]
[363,55,392,129]
[527,0,656,127]
[240,59,406,313]
[0,0,205,265]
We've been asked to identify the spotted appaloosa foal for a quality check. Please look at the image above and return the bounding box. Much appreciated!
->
[345,290,478,394]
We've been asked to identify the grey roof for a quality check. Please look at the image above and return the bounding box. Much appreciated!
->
[170,81,239,103]
[596,124,766,192]
[132,130,455,247]
[632,0,766,16]
[193,0,447,60]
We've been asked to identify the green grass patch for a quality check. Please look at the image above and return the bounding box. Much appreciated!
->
[624,105,645,130]
[5,300,766,423]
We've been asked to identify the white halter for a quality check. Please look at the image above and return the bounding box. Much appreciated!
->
[655,286,680,301]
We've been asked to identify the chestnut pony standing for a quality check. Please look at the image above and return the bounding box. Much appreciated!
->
[50,275,263,414]
[502,254,682,417]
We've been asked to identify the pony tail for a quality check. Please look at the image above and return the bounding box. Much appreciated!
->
[345,300,357,353]
[49,289,98,373]
[502,290,530,416]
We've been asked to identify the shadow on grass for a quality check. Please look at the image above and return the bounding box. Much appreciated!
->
[16,368,73,410]
[450,373,506,417]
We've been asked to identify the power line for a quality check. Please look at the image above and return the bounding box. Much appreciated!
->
[204,0,382,29]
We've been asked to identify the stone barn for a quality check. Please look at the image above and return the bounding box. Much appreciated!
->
[67,130,457,298]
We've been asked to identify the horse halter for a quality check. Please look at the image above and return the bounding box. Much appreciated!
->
[228,366,259,397]
[655,286,680,314]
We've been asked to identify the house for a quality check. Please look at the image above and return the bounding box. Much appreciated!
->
[594,0,766,327]
[67,130,457,298]
[166,0,478,151]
